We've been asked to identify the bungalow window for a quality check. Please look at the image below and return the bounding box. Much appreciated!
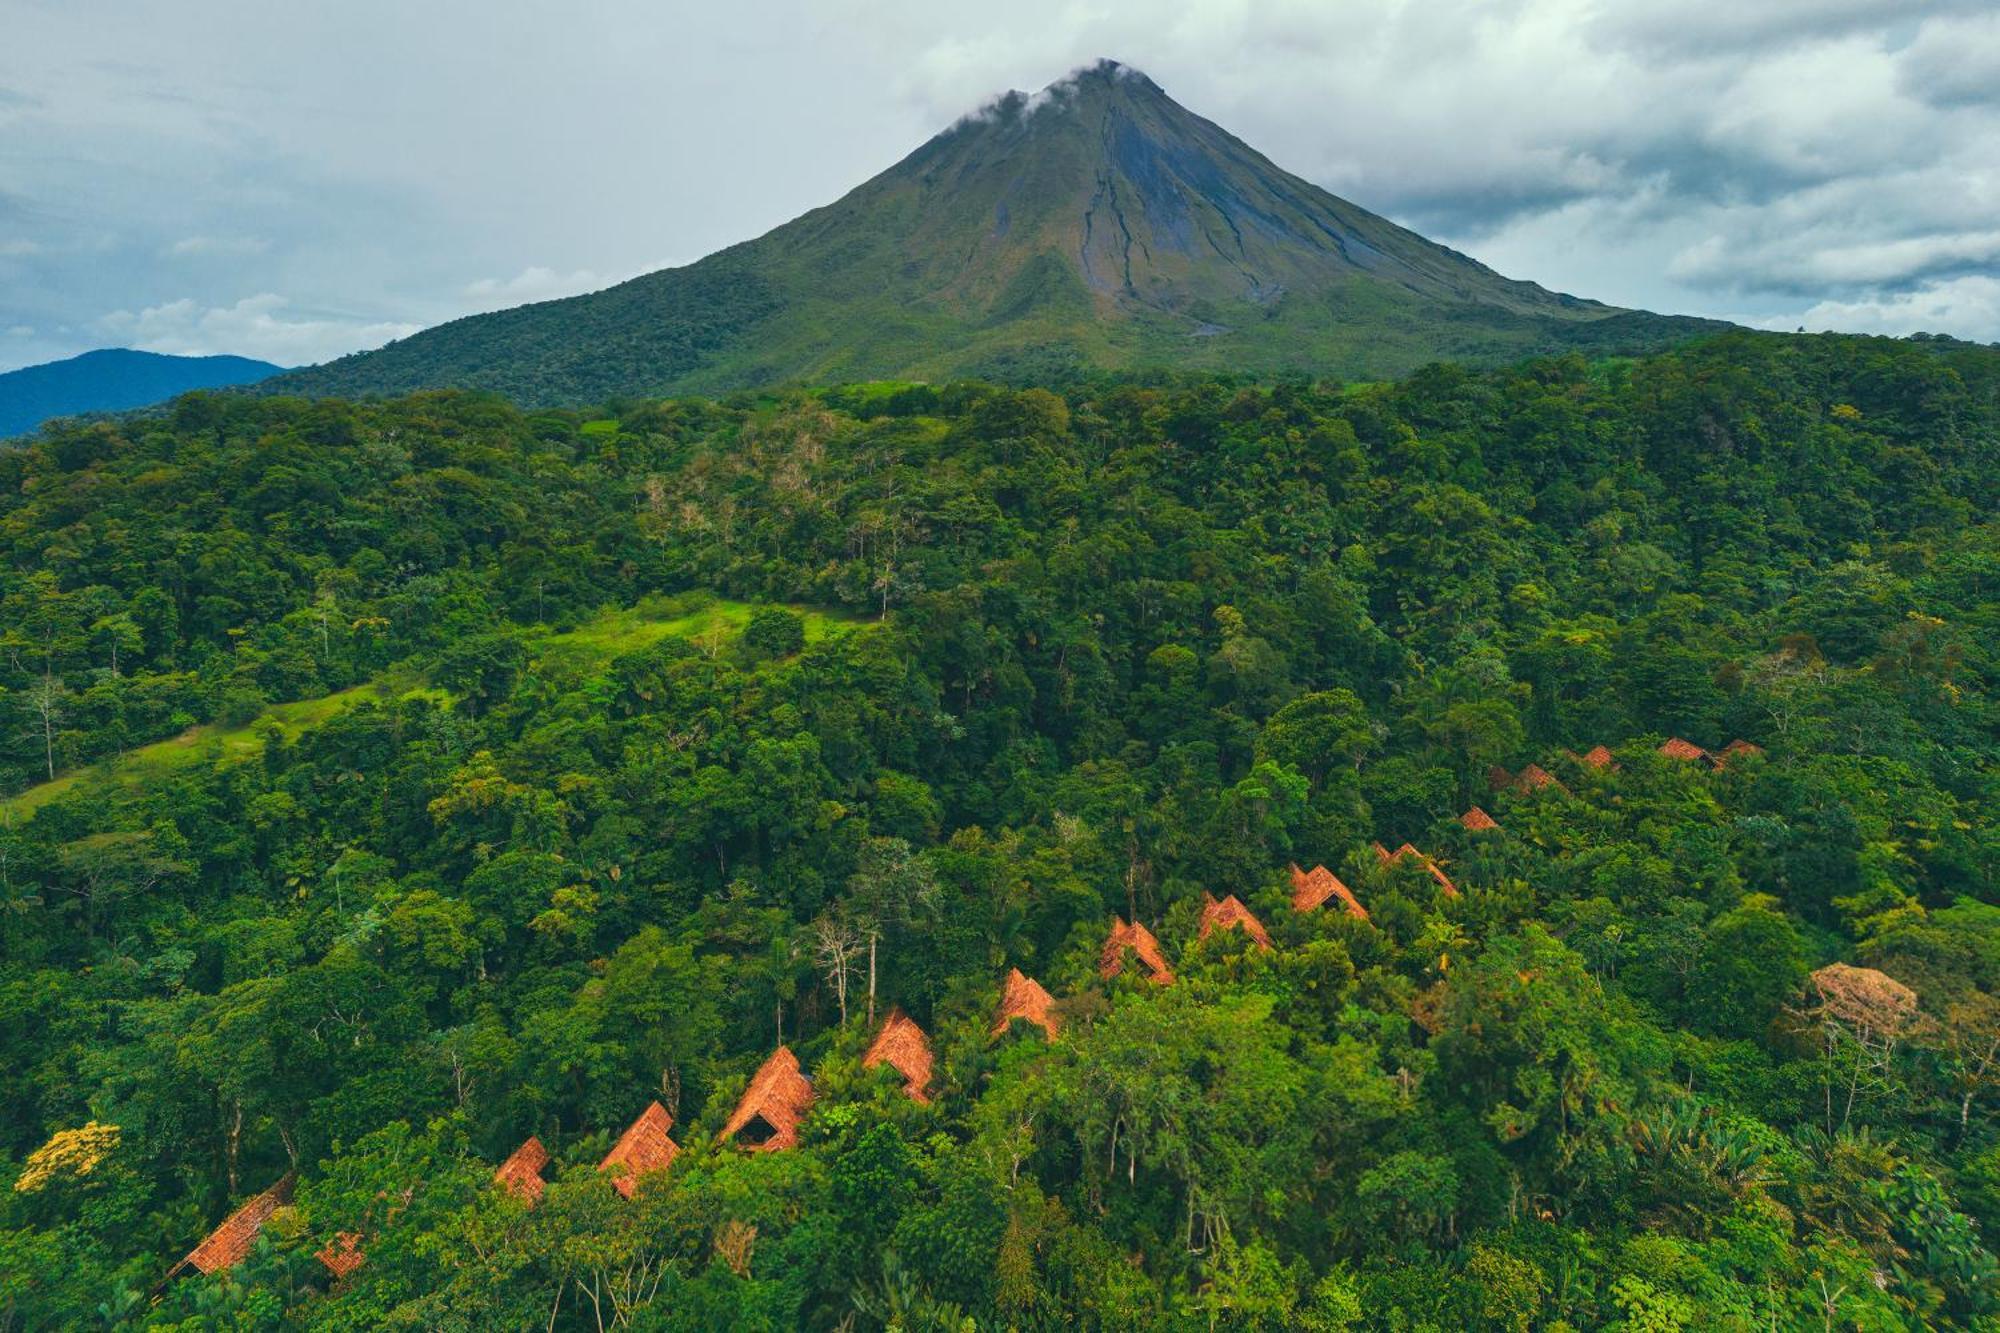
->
[734,1113,780,1147]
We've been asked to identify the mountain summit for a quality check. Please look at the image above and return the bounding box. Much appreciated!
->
[272,61,1715,402]
[1,348,282,438]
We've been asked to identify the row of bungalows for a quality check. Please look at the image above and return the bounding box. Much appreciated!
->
[167,847,1433,1286]
[145,841,1465,1284]
[1473,736,1767,833]
[175,1001,970,1278]
[178,735,1771,1282]
[1494,736,1763,788]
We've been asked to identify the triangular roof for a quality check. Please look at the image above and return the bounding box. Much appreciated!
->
[316,1232,365,1280]
[1578,744,1616,769]
[181,1174,295,1276]
[1459,806,1500,833]
[1198,893,1272,949]
[1099,916,1174,984]
[1809,962,1920,1036]
[1288,863,1369,920]
[1716,739,1764,767]
[722,1047,814,1151]
[494,1135,549,1206]
[991,968,1059,1039]
[863,1009,934,1103]
[1378,842,1459,897]
[1515,763,1566,794]
[599,1102,679,1198]
[1659,737,1709,763]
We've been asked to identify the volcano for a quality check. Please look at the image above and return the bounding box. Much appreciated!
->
[270,61,1717,402]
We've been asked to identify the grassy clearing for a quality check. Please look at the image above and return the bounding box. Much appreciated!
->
[1,597,864,823]
[0,677,425,824]
[534,596,855,664]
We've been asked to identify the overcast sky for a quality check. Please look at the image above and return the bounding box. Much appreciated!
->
[3,0,1998,372]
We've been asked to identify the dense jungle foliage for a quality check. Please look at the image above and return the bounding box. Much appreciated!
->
[2,330,1999,1330]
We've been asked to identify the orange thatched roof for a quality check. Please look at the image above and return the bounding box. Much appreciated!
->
[1578,744,1617,769]
[991,968,1059,1039]
[1659,737,1709,763]
[1460,806,1500,833]
[1516,763,1565,794]
[1099,916,1174,984]
[182,1174,294,1276]
[316,1232,365,1280]
[1290,863,1369,920]
[1493,763,1566,796]
[863,1009,935,1103]
[494,1136,549,1206]
[1717,739,1764,767]
[722,1047,814,1151]
[1198,893,1272,949]
[599,1102,679,1198]
[1378,842,1459,897]
[1809,963,1920,1038]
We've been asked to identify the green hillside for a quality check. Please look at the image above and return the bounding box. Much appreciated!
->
[4,332,1999,1328]
[0,598,855,823]
[266,62,1722,405]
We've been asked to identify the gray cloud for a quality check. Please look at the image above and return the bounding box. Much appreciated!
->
[1898,12,2000,107]
[1582,0,1989,59]
[97,294,419,366]
[1,0,1996,374]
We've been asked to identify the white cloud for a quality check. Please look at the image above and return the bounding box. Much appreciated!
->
[0,239,41,257]
[97,293,419,367]
[165,235,270,257]
[1759,275,2000,341]
[1588,0,1988,58]
[6,324,32,337]
[461,265,607,310]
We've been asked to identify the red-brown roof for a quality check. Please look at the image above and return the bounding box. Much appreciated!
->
[494,1136,549,1207]
[1515,763,1565,794]
[1716,739,1764,767]
[1578,744,1616,769]
[1380,842,1459,897]
[182,1174,294,1276]
[1099,916,1175,984]
[1494,763,1566,796]
[599,1102,679,1198]
[1460,806,1500,833]
[1198,893,1272,949]
[1289,863,1369,920]
[863,1009,934,1103]
[316,1232,365,1280]
[991,968,1059,1039]
[1659,737,1709,763]
[722,1047,814,1151]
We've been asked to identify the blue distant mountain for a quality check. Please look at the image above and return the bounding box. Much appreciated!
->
[0,348,283,438]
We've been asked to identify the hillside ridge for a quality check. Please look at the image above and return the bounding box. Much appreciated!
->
[0,348,282,437]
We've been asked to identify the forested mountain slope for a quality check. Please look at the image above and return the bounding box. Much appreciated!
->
[2,331,1998,1328]
[266,62,1718,405]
